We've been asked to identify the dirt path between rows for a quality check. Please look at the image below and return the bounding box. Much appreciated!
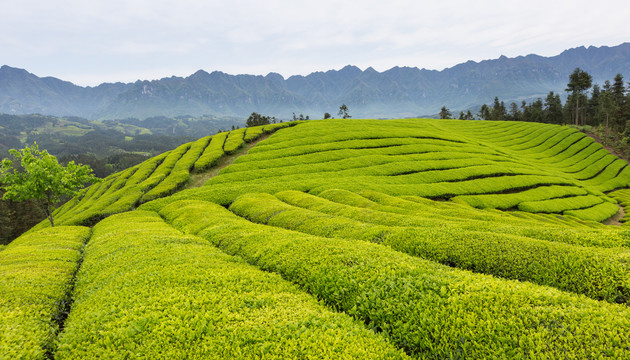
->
[603,204,626,226]
[186,133,272,189]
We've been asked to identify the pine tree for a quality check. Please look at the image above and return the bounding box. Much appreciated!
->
[565,68,592,126]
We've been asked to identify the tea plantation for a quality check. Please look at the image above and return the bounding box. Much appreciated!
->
[4,119,630,359]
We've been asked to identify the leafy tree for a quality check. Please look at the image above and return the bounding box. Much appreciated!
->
[565,68,592,125]
[246,112,271,127]
[508,102,522,121]
[0,143,100,227]
[324,112,332,119]
[439,106,452,119]
[612,74,627,130]
[478,104,491,120]
[0,189,46,244]
[490,97,507,120]
[528,99,544,123]
[338,104,351,119]
[457,110,475,120]
[599,86,616,129]
[544,92,563,124]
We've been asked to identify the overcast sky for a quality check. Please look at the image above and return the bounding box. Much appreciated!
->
[2,0,628,86]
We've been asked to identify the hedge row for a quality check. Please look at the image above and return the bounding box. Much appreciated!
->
[141,119,630,222]
[226,144,498,175]
[192,131,227,172]
[504,127,571,152]
[54,211,406,359]
[242,134,493,163]
[0,226,91,360]
[212,157,508,185]
[518,194,605,214]
[300,189,626,246]
[247,121,464,151]
[243,126,263,142]
[452,185,589,210]
[520,128,578,155]
[159,199,630,359]
[223,128,246,154]
[609,188,630,223]
[140,135,211,202]
[230,191,630,303]
[564,201,621,222]
[535,132,591,159]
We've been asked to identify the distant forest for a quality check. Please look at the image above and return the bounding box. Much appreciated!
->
[445,70,630,133]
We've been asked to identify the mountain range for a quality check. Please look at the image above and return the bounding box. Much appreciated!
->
[2,43,630,120]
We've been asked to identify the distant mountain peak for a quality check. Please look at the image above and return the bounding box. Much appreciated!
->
[2,43,630,119]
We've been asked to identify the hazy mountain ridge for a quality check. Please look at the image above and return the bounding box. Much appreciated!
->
[2,43,629,119]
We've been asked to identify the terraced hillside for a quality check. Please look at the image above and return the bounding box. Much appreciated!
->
[4,119,630,359]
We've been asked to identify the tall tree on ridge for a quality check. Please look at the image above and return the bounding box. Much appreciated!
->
[565,68,592,126]
[439,106,452,119]
[612,74,627,130]
[338,104,351,119]
[544,91,563,124]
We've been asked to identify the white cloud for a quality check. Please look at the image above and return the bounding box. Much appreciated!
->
[2,0,628,86]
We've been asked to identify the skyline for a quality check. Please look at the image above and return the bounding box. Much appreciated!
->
[3,0,629,86]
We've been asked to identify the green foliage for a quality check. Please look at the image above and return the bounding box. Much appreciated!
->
[192,132,227,172]
[0,226,90,359]
[243,126,264,142]
[229,191,630,303]
[8,118,630,358]
[0,143,100,226]
[338,104,351,119]
[141,119,627,223]
[55,211,407,359]
[159,199,630,359]
[139,136,210,202]
[245,112,271,127]
[439,106,452,119]
[223,128,246,154]
[564,201,622,222]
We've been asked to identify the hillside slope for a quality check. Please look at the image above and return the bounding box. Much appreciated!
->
[5,119,630,359]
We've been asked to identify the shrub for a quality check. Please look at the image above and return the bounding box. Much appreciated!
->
[0,226,90,359]
[55,211,406,359]
[159,200,630,359]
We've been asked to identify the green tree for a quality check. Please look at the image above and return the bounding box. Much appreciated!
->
[490,97,507,120]
[338,104,351,119]
[565,68,592,126]
[246,112,271,127]
[478,104,491,120]
[544,91,563,124]
[439,106,452,119]
[612,74,627,130]
[0,143,100,227]
[324,112,332,119]
[508,102,522,121]
[599,86,616,129]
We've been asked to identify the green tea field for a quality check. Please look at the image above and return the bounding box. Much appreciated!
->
[4,119,630,359]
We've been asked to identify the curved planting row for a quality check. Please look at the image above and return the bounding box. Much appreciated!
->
[32,123,296,229]
[0,226,90,359]
[228,191,630,303]
[157,199,630,359]
[54,211,405,359]
[194,119,628,221]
